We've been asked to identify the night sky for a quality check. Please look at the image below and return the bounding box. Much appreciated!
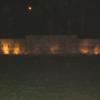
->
[0,1,100,99]
[0,0,100,37]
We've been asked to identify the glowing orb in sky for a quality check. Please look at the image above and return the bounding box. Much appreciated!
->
[28,6,32,11]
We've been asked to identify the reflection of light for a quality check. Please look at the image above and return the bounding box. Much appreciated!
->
[80,47,89,54]
[2,42,10,55]
[94,47,100,55]
[50,45,59,54]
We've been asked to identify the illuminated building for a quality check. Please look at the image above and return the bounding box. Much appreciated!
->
[0,35,100,55]
[0,38,26,55]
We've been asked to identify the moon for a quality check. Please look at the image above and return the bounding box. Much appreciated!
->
[28,6,32,11]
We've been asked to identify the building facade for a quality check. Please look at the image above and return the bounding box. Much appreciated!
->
[0,35,100,55]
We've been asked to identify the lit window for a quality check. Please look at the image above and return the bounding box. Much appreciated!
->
[94,47,100,55]
[13,47,20,55]
[80,47,89,54]
[13,44,21,55]
[2,42,10,55]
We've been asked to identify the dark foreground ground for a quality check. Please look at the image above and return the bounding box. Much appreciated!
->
[0,55,100,100]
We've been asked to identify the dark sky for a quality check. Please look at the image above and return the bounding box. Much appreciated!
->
[0,0,99,37]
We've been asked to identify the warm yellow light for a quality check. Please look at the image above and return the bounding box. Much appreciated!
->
[13,47,20,55]
[80,47,89,54]
[94,47,100,55]
[2,42,10,55]
[13,44,21,55]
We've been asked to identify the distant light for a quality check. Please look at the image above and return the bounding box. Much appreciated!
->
[28,6,32,11]
[80,47,89,55]
[13,47,20,55]
[2,42,10,55]
[94,47,100,55]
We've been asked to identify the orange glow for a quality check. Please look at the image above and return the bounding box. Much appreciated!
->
[13,47,20,55]
[13,44,21,55]
[50,45,59,54]
[2,42,10,55]
[80,47,89,54]
[94,47,100,55]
